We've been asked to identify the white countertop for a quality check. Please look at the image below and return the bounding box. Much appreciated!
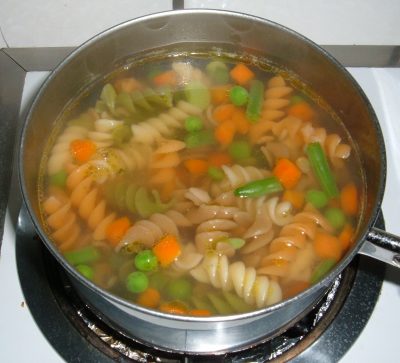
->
[0,0,400,48]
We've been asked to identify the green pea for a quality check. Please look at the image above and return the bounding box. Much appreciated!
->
[134,250,158,272]
[49,170,67,188]
[184,129,215,148]
[167,277,192,300]
[228,140,252,161]
[184,116,203,132]
[126,271,148,293]
[305,189,329,209]
[76,264,94,280]
[325,207,346,229]
[149,272,169,291]
[207,166,225,181]
[229,85,249,106]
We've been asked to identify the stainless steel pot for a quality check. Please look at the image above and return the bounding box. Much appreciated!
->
[19,9,400,354]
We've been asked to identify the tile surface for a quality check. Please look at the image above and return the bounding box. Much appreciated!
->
[0,0,172,47]
[185,0,400,45]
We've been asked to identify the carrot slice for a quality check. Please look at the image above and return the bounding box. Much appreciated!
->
[70,139,96,164]
[340,183,358,216]
[287,102,315,122]
[213,103,236,123]
[153,70,177,87]
[211,85,231,105]
[105,217,131,246]
[314,232,342,261]
[152,234,182,267]
[231,108,250,134]
[283,280,310,299]
[230,63,255,85]
[209,152,232,167]
[159,301,187,315]
[189,309,212,317]
[113,77,142,93]
[273,158,302,189]
[137,288,161,309]
[338,223,354,251]
[282,190,305,209]
[214,121,236,146]
[184,159,209,175]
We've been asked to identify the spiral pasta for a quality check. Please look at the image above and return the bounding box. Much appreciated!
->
[173,242,203,272]
[261,76,293,121]
[88,118,124,148]
[130,100,202,144]
[172,61,206,85]
[42,190,81,252]
[47,125,88,175]
[66,164,116,240]
[190,254,282,308]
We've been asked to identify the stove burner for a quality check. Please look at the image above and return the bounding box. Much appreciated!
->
[16,208,385,362]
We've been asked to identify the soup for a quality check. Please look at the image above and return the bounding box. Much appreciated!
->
[39,54,363,316]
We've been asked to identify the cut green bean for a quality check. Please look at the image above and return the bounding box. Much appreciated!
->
[234,176,283,198]
[246,80,264,122]
[206,61,229,84]
[65,246,100,266]
[310,259,336,284]
[306,142,339,198]
[112,124,132,146]
[184,129,215,148]
[49,170,67,188]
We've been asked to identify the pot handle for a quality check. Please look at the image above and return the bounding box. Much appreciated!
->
[359,227,400,268]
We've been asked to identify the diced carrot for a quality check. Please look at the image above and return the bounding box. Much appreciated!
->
[152,70,177,87]
[340,183,358,216]
[283,280,310,299]
[137,288,161,309]
[282,190,305,209]
[70,139,97,164]
[184,159,209,175]
[152,234,182,267]
[176,165,191,186]
[229,63,255,85]
[159,301,188,315]
[214,121,236,146]
[314,232,342,261]
[273,158,302,189]
[160,179,176,202]
[113,77,142,93]
[231,108,250,134]
[211,85,231,105]
[287,102,315,122]
[189,309,212,317]
[209,152,232,167]
[105,217,131,246]
[213,103,236,123]
[338,223,354,251]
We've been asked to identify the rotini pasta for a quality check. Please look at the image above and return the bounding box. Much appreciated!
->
[47,125,88,175]
[88,118,124,148]
[261,76,292,121]
[130,100,202,144]
[190,254,282,308]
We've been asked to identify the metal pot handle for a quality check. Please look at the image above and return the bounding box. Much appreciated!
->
[359,227,400,268]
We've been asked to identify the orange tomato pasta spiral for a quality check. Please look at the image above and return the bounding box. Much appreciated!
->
[66,164,116,240]
[190,253,282,308]
[42,190,81,252]
[261,75,293,121]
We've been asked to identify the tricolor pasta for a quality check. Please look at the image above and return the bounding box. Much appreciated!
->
[39,54,363,316]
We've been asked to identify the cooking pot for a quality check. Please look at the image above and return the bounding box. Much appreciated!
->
[18,9,400,354]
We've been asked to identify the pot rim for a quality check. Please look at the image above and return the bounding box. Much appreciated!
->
[18,8,387,324]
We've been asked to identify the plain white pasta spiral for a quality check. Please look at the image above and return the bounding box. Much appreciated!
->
[190,254,282,308]
[184,187,211,206]
[130,100,202,144]
[66,164,116,240]
[172,61,206,85]
[173,243,203,272]
[88,118,124,148]
[47,125,88,174]
[265,196,294,226]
